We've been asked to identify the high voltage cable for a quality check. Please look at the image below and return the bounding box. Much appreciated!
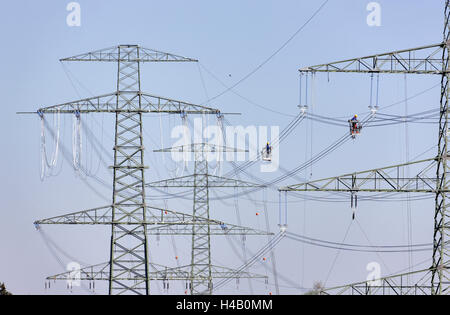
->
[286,232,431,251]
[151,116,352,201]
[51,71,439,206]
[214,233,286,291]
[202,0,330,105]
[286,235,431,253]
[59,65,440,203]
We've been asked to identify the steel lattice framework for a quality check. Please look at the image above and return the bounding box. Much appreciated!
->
[27,45,225,295]
[281,2,450,295]
[299,43,445,75]
[319,268,437,296]
[434,2,450,294]
[147,143,269,295]
[34,204,269,236]
[280,158,441,194]
[45,262,267,289]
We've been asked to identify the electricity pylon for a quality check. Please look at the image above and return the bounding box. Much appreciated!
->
[36,205,270,294]
[146,143,271,295]
[280,159,446,295]
[25,45,226,295]
[280,1,450,295]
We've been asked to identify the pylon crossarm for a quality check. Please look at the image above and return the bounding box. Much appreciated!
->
[34,205,114,225]
[47,262,110,281]
[209,265,267,279]
[154,265,267,280]
[47,262,190,281]
[280,158,441,193]
[60,45,198,63]
[146,221,273,236]
[19,92,221,115]
[299,42,447,74]
[147,174,265,188]
[154,143,248,153]
[320,267,445,295]
[34,205,240,226]
[47,263,266,282]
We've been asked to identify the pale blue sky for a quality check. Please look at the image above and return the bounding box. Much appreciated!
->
[0,0,445,294]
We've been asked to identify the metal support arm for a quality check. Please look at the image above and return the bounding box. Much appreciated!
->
[34,205,271,236]
[299,42,448,74]
[320,266,449,295]
[280,158,443,193]
[147,174,265,188]
[47,262,267,295]
[22,92,220,115]
[60,45,198,63]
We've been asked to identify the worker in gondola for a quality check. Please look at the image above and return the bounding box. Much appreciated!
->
[349,114,360,135]
[262,142,273,162]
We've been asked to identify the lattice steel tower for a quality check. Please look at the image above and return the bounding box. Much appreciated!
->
[280,2,450,295]
[147,143,270,295]
[27,45,227,295]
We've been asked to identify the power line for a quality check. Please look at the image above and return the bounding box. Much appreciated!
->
[202,0,330,104]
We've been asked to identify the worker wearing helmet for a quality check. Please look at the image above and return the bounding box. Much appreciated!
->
[266,142,272,155]
[349,114,359,135]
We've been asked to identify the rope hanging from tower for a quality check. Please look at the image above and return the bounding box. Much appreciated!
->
[39,109,61,181]
[72,110,82,173]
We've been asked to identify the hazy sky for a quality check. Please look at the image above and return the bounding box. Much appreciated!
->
[0,0,445,295]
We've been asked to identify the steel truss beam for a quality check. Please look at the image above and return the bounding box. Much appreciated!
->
[154,143,247,154]
[60,45,198,63]
[320,266,449,295]
[34,205,271,236]
[299,43,447,74]
[147,174,265,188]
[47,262,267,295]
[28,92,220,115]
[151,143,265,295]
[280,158,443,193]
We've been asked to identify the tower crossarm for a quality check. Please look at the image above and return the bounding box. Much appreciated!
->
[146,174,265,188]
[154,143,247,153]
[146,222,273,236]
[46,262,266,282]
[21,92,221,115]
[280,158,442,193]
[319,267,449,295]
[60,45,198,63]
[47,262,190,282]
[299,42,448,74]
[33,205,246,226]
[34,206,272,235]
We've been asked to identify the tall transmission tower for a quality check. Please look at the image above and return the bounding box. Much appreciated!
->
[36,143,271,294]
[280,2,450,295]
[26,45,229,295]
[146,143,271,295]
